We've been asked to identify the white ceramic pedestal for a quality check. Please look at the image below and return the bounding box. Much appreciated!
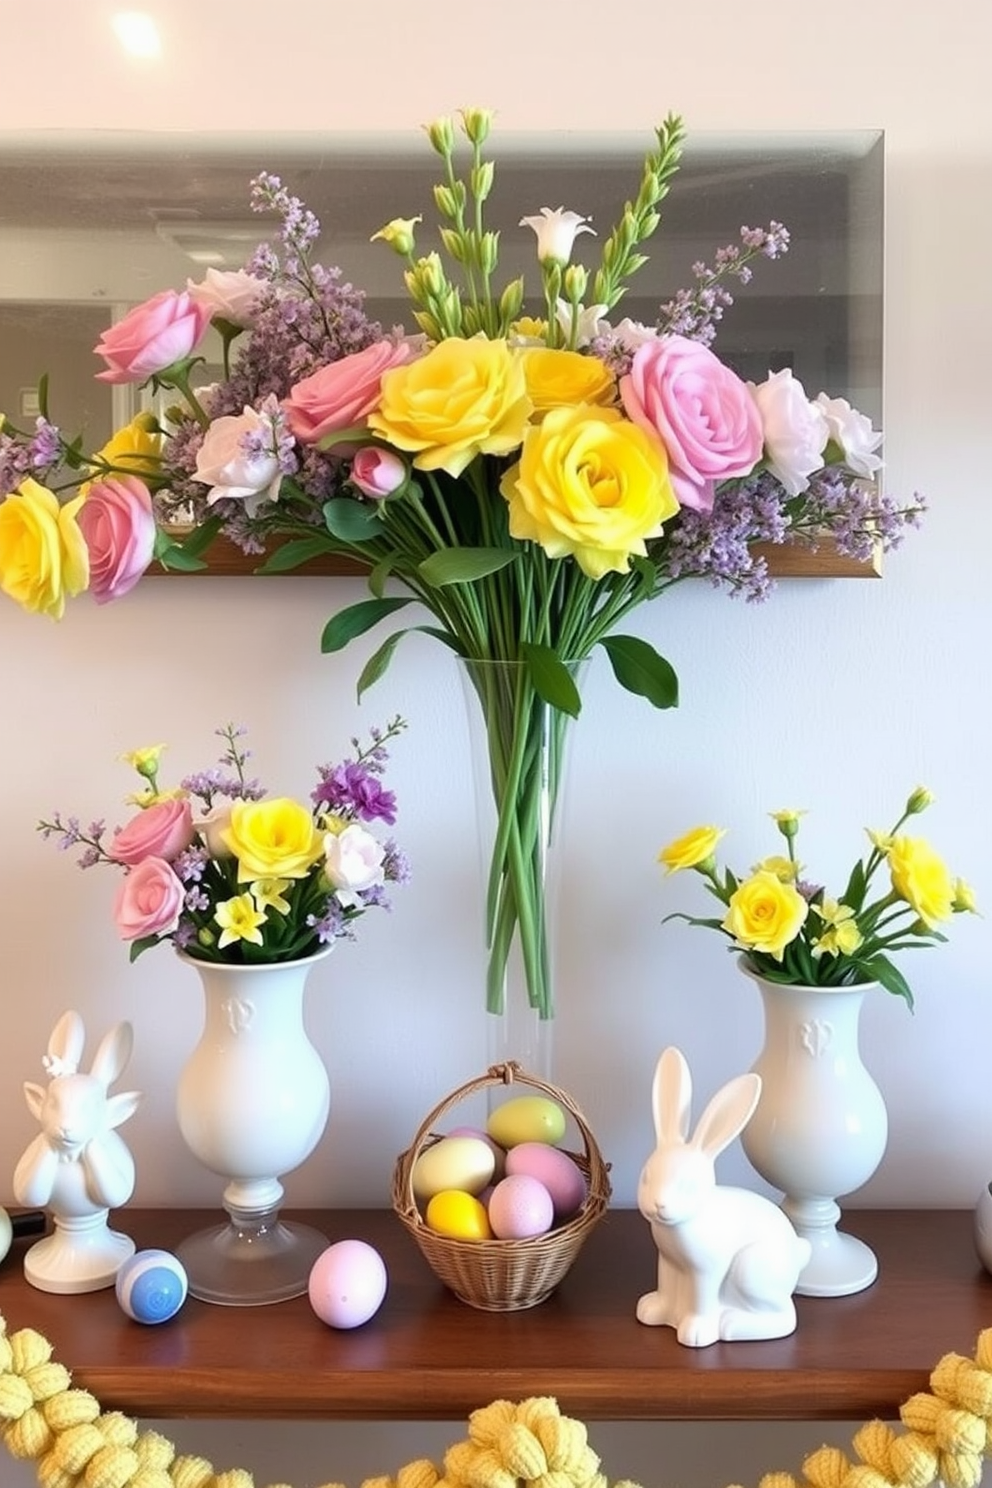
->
[739,962,888,1297]
[23,1212,134,1294]
[174,949,332,1305]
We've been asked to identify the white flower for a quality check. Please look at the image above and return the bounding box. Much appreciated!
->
[519,207,595,265]
[609,317,661,353]
[749,368,829,497]
[192,404,283,516]
[324,823,385,909]
[554,299,609,348]
[186,268,265,328]
[815,393,884,478]
[197,804,234,858]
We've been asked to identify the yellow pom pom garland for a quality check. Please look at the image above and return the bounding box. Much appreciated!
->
[3,1311,992,1488]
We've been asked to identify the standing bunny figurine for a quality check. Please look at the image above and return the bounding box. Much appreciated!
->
[636,1046,811,1347]
[12,1010,142,1293]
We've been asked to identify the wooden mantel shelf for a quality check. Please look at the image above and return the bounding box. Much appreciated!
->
[0,1209,987,1422]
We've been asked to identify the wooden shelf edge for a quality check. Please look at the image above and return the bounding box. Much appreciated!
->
[147,535,881,580]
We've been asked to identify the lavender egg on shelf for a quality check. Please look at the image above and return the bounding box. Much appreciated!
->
[308,1240,388,1329]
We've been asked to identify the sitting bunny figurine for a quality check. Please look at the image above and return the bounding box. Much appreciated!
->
[12,1010,142,1293]
[636,1046,811,1347]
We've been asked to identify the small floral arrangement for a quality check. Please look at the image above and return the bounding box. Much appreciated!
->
[38,718,409,965]
[658,789,977,1006]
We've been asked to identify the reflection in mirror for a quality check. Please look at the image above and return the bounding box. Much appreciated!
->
[0,129,883,575]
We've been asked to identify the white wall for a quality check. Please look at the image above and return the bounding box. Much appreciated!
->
[1,1,990,1485]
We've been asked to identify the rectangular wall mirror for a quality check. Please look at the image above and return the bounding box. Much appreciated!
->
[0,127,883,576]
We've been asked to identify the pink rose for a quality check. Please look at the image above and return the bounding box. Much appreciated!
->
[113,856,185,941]
[94,290,212,385]
[76,475,156,604]
[350,446,407,499]
[186,268,265,328]
[108,797,195,867]
[620,335,763,512]
[283,341,415,445]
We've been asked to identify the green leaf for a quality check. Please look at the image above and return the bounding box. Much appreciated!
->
[862,956,915,1009]
[418,547,516,586]
[256,537,334,574]
[322,496,383,542]
[357,625,463,699]
[128,935,160,963]
[598,634,679,709]
[320,597,413,653]
[521,642,582,717]
[173,513,225,560]
[316,424,374,453]
[843,858,868,912]
[154,544,208,573]
[38,372,50,421]
[368,556,396,599]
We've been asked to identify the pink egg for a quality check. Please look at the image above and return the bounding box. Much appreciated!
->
[488,1173,555,1240]
[308,1240,387,1329]
[505,1142,587,1221]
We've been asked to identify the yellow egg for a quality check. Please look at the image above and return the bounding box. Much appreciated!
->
[411,1135,496,1202]
[487,1094,567,1149]
[426,1190,493,1241]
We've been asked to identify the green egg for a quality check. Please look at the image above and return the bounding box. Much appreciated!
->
[487,1094,566,1149]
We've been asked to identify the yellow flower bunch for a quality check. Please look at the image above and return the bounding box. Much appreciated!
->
[658,789,977,1005]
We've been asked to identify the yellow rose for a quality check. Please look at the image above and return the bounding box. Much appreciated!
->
[887,834,954,927]
[722,870,809,961]
[367,337,532,477]
[658,825,725,874]
[0,478,89,619]
[501,405,678,580]
[223,797,324,882]
[82,410,163,491]
[521,348,616,416]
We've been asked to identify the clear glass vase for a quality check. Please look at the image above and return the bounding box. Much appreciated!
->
[457,659,581,1084]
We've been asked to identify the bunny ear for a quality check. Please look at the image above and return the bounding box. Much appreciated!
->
[690,1071,762,1159]
[88,1021,134,1088]
[652,1046,693,1143]
[46,1011,85,1072]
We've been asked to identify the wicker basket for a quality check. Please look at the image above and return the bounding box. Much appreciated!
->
[391,1061,612,1311]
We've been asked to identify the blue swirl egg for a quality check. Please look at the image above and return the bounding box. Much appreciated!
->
[116,1249,188,1324]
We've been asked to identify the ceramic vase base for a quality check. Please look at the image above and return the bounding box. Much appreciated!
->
[785,1207,879,1297]
[23,1217,135,1294]
[176,1205,328,1306]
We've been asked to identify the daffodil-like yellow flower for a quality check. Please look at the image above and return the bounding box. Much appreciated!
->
[753,855,800,882]
[368,337,532,478]
[82,411,162,492]
[811,897,863,958]
[658,825,725,875]
[769,808,806,841]
[251,878,293,915]
[0,478,89,619]
[520,348,617,416]
[952,878,979,914]
[722,870,809,961]
[125,787,188,808]
[867,828,893,851]
[509,315,548,343]
[887,834,955,927]
[370,215,422,256]
[501,404,678,580]
[223,797,324,882]
[214,893,267,948]
[122,744,167,778]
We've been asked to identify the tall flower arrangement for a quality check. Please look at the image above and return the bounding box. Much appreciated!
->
[0,110,923,1029]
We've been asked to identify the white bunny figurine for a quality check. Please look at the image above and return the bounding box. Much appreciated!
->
[636,1046,812,1347]
[12,1010,142,1293]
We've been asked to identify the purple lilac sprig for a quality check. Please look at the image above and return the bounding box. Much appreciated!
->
[0,418,65,498]
[312,715,407,823]
[658,222,791,346]
[180,723,265,810]
[36,815,109,870]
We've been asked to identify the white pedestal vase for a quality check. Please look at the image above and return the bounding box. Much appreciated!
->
[174,949,331,1305]
[738,960,888,1297]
